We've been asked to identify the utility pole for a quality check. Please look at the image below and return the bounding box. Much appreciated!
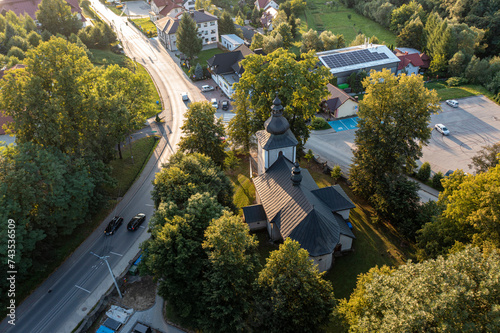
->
[90,252,123,298]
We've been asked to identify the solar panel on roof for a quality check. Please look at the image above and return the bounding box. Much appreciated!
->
[321,48,392,69]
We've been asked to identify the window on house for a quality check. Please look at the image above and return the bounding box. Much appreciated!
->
[205,38,209,43]
[204,23,207,27]
[204,31,208,35]
[211,29,215,34]
[211,37,216,41]
[197,24,201,28]
[210,21,215,26]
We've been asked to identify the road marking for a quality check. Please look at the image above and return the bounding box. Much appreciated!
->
[110,251,123,257]
[75,285,91,293]
[139,226,146,229]
[145,204,154,207]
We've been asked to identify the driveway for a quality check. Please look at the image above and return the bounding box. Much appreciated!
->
[122,1,150,17]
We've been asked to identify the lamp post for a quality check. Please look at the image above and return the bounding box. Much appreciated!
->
[90,252,123,298]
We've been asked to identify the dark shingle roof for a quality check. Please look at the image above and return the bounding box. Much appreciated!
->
[253,156,354,256]
[235,24,256,42]
[255,129,298,150]
[157,10,217,34]
[243,205,267,223]
[207,51,244,74]
[311,185,356,212]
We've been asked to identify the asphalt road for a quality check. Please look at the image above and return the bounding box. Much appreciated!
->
[0,2,200,332]
[304,96,500,201]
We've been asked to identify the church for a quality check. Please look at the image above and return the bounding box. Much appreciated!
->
[243,96,356,272]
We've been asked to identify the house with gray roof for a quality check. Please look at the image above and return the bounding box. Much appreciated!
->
[155,10,218,51]
[244,96,356,272]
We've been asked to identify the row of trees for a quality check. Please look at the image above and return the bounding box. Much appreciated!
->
[0,37,155,308]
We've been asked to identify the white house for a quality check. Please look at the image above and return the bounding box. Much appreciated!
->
[260,7,278,30]
[149,0,184,21]
[221,34,245,51]
[324,83,359,118]
[317,43,401,84]
[244,96,356,272]
[155,10,218,52]
[394,48,430,75]
[254,0,279,11]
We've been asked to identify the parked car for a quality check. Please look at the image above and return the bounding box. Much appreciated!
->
[211,98,218,109]
[435,123,450,135]
[181,92,188,101]
[201,85,215,92]
[104,216,124,235]
[446,99,459,108]
[221,100,229,110]
[127,213,146,231]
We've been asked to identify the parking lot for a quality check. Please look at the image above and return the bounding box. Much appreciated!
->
[305,95,500,175]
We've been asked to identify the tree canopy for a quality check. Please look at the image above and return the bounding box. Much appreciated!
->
[176,13,202,59]
[233,48,331,146]
[338,247,500,332]
[178,101,227,166]
[36,0,82,36]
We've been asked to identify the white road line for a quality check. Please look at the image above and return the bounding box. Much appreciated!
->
[139,226,146,229]
[145,204,154,207]
[110,251,123,257]
[74,285,91,293]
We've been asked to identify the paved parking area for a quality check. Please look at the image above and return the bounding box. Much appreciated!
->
[328,117,359,131]
[121,1,150,17]
[305,95,500,175]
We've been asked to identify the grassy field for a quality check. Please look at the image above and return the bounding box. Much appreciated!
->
[135,62,163,117]
[89,49,129,67]
[299,2,396,45]
[226,153,256,214]
[13,136,159,316]
[130,18,158,37]
[424,81,496,102]
[181,48,224,75]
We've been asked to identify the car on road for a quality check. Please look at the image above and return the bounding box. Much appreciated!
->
[435,123,450,136]
[104,216,124,235]
[446,99,459,108]
[221,100,229,110]
[127,213,146,231]
[181,92,188,101]
[211,98,218,109]
[201,85,215,92]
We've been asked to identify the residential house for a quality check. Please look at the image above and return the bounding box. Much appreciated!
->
[260,7,278,30]
[235,24,256,44]
[316,43,401,84]
[243,96,356,272]
[155,10,218,52]
[0,0,86,24]
[254,0,279,11]
[149,0,184,22]
[394,48,430,75]
[221,34,245,51]
[323,83,358,118]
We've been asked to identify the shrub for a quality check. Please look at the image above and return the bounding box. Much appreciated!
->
[432,172,444,191]
[446,77,468,87]
[304,149,314,162]
[330,165,342,183]
[416,162,431,182]
[310,116,329,130]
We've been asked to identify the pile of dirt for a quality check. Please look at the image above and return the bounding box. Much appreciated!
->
[120,275,157,311]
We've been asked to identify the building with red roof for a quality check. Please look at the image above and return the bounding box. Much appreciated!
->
[394,48,430,75]
[0,0,85,23]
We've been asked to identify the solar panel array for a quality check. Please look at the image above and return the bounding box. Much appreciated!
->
[321,49,389,69]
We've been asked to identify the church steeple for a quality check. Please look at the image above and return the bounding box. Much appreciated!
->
[264,95,290,135]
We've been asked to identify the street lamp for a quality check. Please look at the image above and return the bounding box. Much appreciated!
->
[90,252,123,298]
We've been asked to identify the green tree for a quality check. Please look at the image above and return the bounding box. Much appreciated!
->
[288,13,297,38]
[176,13,202,59]
[416,161,431,182]
[465,55,490,85]
[140,192,225,325]
[178,101,227,166]
[253,239,335,332]
[250,32,264,50]
[201,211,261,332]
[300,29,322,53]
[390,1,425,34]
[27,30,41,47]
[319,30,341,51]
[6,46,24,59]
[349,70,439,227]
[194,62,204,79]
[425,12,453,66]
[330,165,342,184]
[289,0,306,14]
[151,151,235,210]
[218,11,236,36]
[469,142,500,174]
[233,48,331,146]
[36,0,82,36]
[396,17,425,50]
[338,247,500,332]
[274,22,293,49]
[262,32,283,54]
[448,50,469,77]
[227,93,254,151]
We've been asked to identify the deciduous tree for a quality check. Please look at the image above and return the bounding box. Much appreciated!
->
[468,142,500,174]
[300,29,321,53]
[36,0,82,36]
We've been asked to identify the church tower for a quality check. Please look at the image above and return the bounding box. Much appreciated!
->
[256,95,298,175]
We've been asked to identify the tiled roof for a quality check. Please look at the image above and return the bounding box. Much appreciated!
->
[152,0,169,6]
[256,0,269,9]
[253,156,355,256]
[0,0,83,21]
[255,129,298,150]
[325,83,356,111]
[243,204,267,223]
[207,51,244,74]
[158,2,182,17]
[396,52,424,70]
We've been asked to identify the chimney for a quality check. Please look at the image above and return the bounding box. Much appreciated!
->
[291,162,302,186]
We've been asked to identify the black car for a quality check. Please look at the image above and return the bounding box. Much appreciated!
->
[104,216,124,235]
[127,213,146,231]
[221,100,230,110]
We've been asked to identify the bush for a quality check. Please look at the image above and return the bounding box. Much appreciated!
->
[310,116,330,130]
[416,162,431,182]
[446,77,468,87]
[330,165,342,183]
[432,172,444,191]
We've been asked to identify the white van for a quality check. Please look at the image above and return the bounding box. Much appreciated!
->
[211,98,218,109]
[446,99,459,108]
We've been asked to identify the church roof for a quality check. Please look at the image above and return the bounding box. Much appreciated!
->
[264,96,289,135]
[253,156,355,256]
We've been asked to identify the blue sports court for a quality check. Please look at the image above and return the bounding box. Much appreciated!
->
[328,117,360,132]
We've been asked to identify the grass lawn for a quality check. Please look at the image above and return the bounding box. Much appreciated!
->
[225,152,256,214]
[12,136,159,317]
[135,62,163,117]
[181,48,224,77]
[130,18,158,37]
[298,2,396,45]
[425,81,496,102]
[106,4,124,16]
[89,49,129,67]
